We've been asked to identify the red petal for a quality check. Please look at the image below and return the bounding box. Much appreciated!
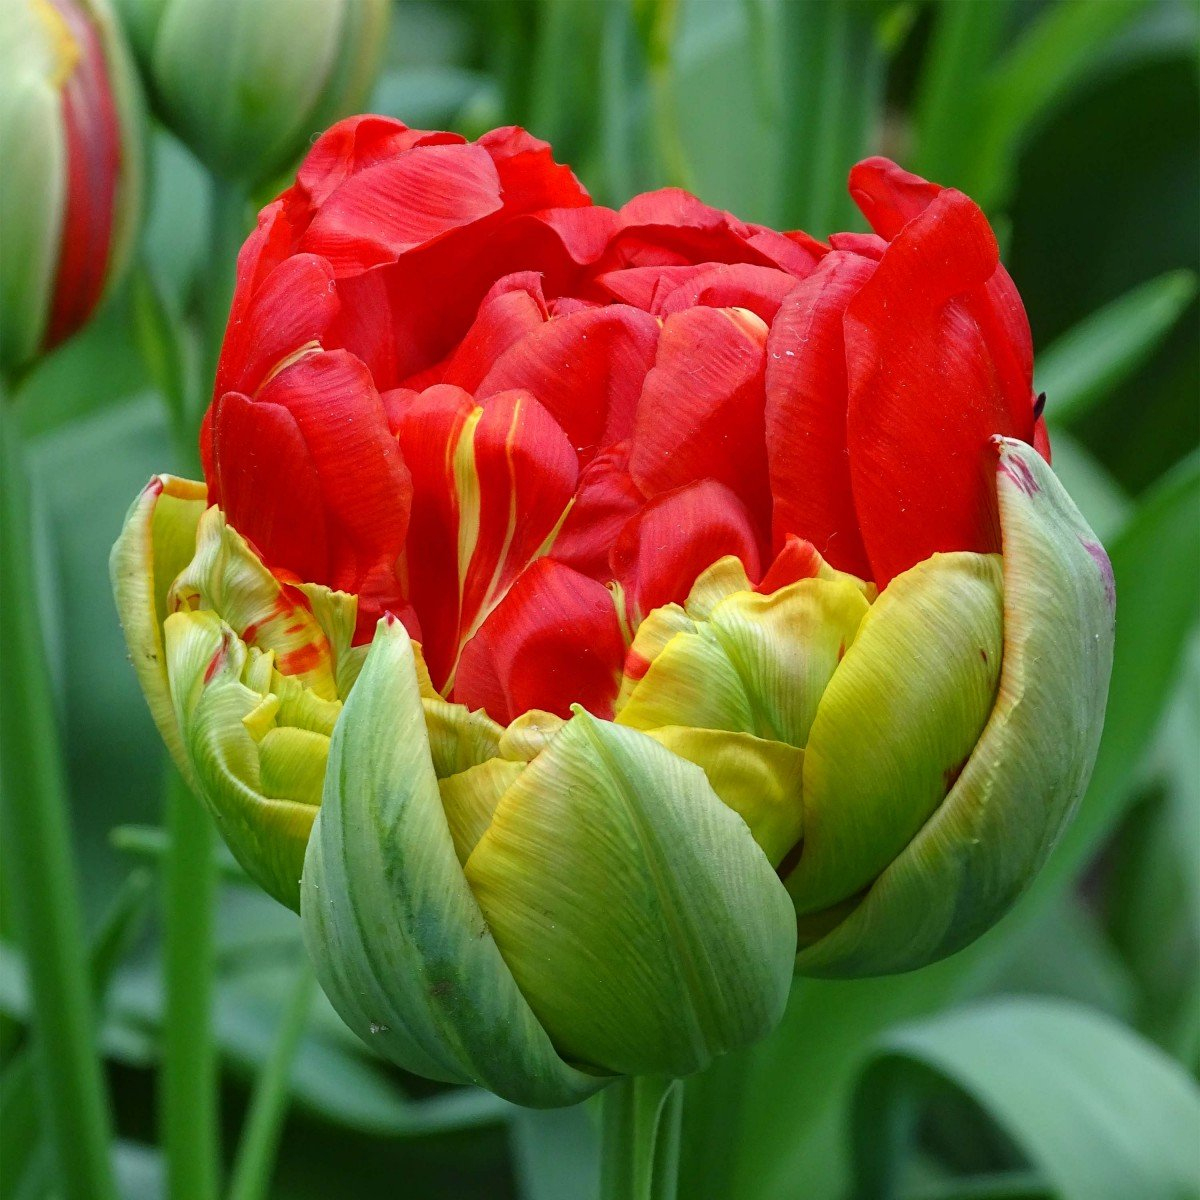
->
[214,254,339,398]
[233,351,412,608]
[437,272,549,392]
[478,126,592,211]
[208,391,330,585]
[612,479,762,622]
[848,157,1038,440]
[595,263,798,323]
[848,157,941,239]
[656,262,798,323]
[476,304,660,460]
[550,442,645,579]
[844,189,1036,585]
[599,188,795,271]
[764,251,875,577]
[322,207,617,390]
[454,559,627,724]
[630,306,771,529]
[827,231,887,260]
[295,116,464,214]
[298,142,504,275]
[461,389,578,643]
[391,384,475,685]
[393,385,578,689]
[758,536,829,594]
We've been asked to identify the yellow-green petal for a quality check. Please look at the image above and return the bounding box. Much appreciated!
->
[300,617,601,1108]
[646,726,804,867]
[617,578,868,747]
[439,758,525,865]
[109,475,207,783]
[795,439,1115,975]
[787,552,1003,916]
[165,609,316,909]
[172,506,336,699]
[463,708,796,1078]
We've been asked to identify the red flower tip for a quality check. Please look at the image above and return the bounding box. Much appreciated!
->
[201,126,1046,721]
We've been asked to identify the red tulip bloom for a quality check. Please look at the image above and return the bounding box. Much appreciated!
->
[201,119,1046,726]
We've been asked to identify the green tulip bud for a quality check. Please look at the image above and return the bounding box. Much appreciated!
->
[1,0,143,378]
[113,0,389,187]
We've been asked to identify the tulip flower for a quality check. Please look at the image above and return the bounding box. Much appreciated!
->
[0,0,142,378]
[112,119,1114,1105]
[113,0,389,188]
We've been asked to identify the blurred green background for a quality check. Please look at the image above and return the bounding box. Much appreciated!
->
[3,1,1199,1198]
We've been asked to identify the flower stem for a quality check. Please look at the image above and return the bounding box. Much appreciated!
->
[599,1075,684,1200]
[0,403,120,1200]
[161,765,222,1200]
[226,959,316,1200]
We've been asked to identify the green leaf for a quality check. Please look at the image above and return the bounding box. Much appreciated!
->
[910,0,1012,186]
[774,0,888,233]
[851,997,1200,1200]
[1038,271,1198,426]
[970,0,1153,208]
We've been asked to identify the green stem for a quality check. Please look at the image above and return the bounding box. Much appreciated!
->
[599,1075,684,1200]
[0,404,120,1200]
[161,766,221,1200]
[226,961,316,1200]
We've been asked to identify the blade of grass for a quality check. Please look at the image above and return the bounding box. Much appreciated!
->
[226,960,317,1200]
[910,0,1012,185]
[1037,270,1198,426]
[776,0,886,234]
[0,403,120,1200]
[162,765,222,1200]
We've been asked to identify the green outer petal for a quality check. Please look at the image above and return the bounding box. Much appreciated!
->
[787,552,1003,916]
[796,439,1115,975]
[165,609,316,910]
[463,708,797,1078]
[300,617,602,1108]
[109,474,207,785]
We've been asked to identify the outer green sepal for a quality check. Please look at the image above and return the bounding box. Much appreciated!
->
[300,616,603,1108]
[795,438,1115,975]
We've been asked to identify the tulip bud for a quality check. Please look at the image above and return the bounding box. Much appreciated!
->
[113,122,1114,1103]
[113,0,389,187]
[0,0,143,378]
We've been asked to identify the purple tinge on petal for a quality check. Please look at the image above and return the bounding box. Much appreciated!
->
[1080,538,1116,609]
